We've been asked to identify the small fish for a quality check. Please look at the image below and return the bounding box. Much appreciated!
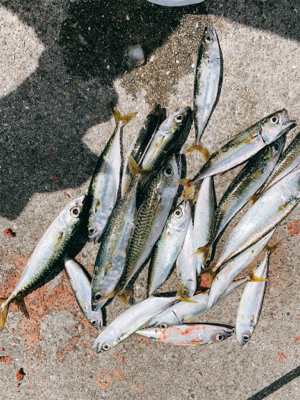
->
[92,287,188,352]
[195,136,285,265]
[236,246,276,346]
[207,230,275,309]
[141,107,192,172]
[188,26,221,153]
[87,107,137,243]
[121,104,162,197]
[64,259,103,329]
[176,217,197,297]
[214,167,300,270]
[136,324,234,346]
[0,196,86,330]
[148,278,248,328]
[147,0,205,5]
[193,176,216,272]
[148,200,191,296]
[262,131,300,190]
[186,109,295,187]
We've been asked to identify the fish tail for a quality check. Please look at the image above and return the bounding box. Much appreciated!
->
[186,142,211,162]
[177,285,197,303]
[264,242,280,256]
[0,299,9,331]
[192,243,212,264]
[128,157,152,180]
[15,298,30,319]
[117,291,129,305]
[178,179,193,200]
[97,288,118,303]
[247,193,260,205]
[112,105,137,126]
[249,273,266,283]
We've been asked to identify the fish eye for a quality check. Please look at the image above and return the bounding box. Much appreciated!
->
[175,114,183,123]
[102,343,111,351]
[70,206,80,218]
[205,35,213,44]
[271,116,279,124]
[164,166,174,177]
[242,334,250,342]
[89,227,97,235]
[94,292,103,301]
[91,319,97,326]
[175,208,183,218]
[159,323,169,329]
[215,334,225,342]
[272,143,280,152]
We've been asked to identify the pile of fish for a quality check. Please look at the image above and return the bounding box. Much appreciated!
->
[1,26,299,353]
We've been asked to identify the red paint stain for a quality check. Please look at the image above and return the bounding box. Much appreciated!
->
[133,386,143,393]
[96,369,124,389]
[52,174,59,181]
[18,318,42,349]
[271,315,275,320]
[115,354,126,364]
[3,229,15,238]
[16,368,26,382]
[276,352,286,362]
[0,356,11,364]
[294,336,300,343]
[287,221,300,235]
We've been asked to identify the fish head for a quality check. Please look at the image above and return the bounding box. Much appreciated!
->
[260,109,296,144]
[87,213,109,243]
[88,308,103,330]
[269,134,286,158]
[62,195,86,228]
[161,107,192,137]
[170,200,191,231]
[236,326,252,346]
[92,327,117,353]
[158,154,182,197]
[203,26,220,59]
[212,326,234,343]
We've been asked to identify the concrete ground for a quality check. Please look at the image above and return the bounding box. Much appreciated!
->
[1,0,300,398]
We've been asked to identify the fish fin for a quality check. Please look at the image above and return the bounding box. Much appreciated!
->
[179,180,193,201]
[264,242,280,256]
[94,198,101,213]
[177,285,197,303]
[0,299,9,331]
[128,157,152,180]
[112,105,137,126]
[250,274,266,283]
[117,291,129,305]
[247,193,260,205]
[186,142,211,161]
[245,135,257,144]
[55,232,64,247]
[15,298,30,319]
[192,243,212,264]
[98,288,118,303]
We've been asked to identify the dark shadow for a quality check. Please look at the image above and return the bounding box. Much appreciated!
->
[1,0,299,220]
[247,365,300,400]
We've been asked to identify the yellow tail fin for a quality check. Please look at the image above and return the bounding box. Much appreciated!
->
[117,291,129,305]
[250,274,266,283]
[192,243,212,264]
[247,193,260,205]
[177,285,197,303]
[128,157,152,180]
[0,299,9,331]
[186,142,211,162]
[98,288,118,303]
[112,105,137,126]
[264,242,280,256]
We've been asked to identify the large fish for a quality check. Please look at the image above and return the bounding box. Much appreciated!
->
[64,259,103,329]
[214,168,300,270]
[136,324,234,346]
[188,26,221,153]
[87,107,137,243]
[195,136,285,266]
[121,104,162,197]
[207,230,275,309]
[0,196,86,330]
[185,109,295,188]
[148,200,191,296]
[236,247,274,346]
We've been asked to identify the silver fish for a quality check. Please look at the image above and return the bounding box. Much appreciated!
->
[0,196,86,330]
[148,200,191,296]
[87,108,137,243]
[236,248,273,346]
[64,259,103,329]
[176,218,197,297]
[214,168,300,270]
[148,278,248,328]
[92,295,180,352]
[207,230,275,309]
[187,109,295,187]
[136,324,234,346]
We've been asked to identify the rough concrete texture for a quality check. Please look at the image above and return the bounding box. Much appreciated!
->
[1,0,300,399]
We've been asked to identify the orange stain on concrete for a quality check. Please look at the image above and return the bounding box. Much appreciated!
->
[133,386,143,393]
[287,221,300,235]
[16,368,26,382]
[18,318,41,349]
[57,332,85,362]
[294,336,300,343]
[276,352,286,362]
[96,369,124,389]
[0,356,11,365]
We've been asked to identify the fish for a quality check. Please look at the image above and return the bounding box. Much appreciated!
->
[261,131,300,191]
[195,136,285,265]
[0,196,86,330]
[214,167,300,270]
[193,176,216,272]
[147,0,205,5]
[121,104,162,197]
[87,107,137,243]
[92,290,187,352]
[91,168,140,311]
[64,259,103,329]
[136,324,234,346]
[148,200,191,296]
[207,230,275,309]
[176,217,197,297]
[141,107,192,172]
[188,26,221,153]
[236,246,276,346]
[148,278,248,328]
[185,109,295,187]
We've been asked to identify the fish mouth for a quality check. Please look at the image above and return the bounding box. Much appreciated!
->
[205,26,217,41]
[176,106,192,116]
[282,109,297,127]
[150,103,161,116]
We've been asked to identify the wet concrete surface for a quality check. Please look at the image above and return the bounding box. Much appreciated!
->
[1,0,300,399]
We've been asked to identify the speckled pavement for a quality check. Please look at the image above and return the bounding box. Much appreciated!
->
[1,1,300,399]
